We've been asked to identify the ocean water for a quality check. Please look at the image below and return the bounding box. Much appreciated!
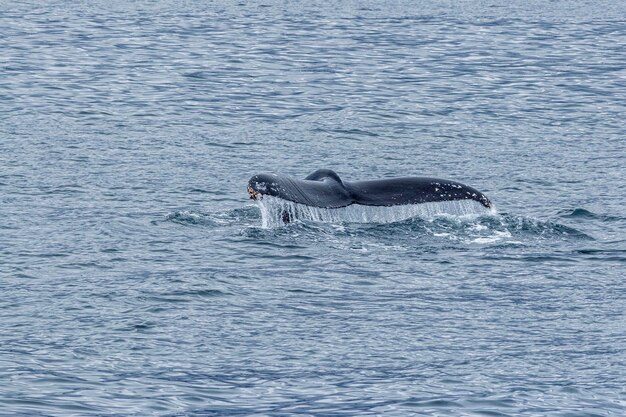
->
[1,1,625,416]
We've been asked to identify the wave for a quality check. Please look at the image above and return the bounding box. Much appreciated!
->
[162,206,258,227]
[559,208,624,222]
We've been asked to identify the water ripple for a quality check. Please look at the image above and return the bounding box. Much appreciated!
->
[1,1,625,416]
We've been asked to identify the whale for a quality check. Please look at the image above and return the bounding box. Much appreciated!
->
[247,169,492,211]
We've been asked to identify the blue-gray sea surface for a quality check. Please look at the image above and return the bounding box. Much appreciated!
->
[1,1,625,416]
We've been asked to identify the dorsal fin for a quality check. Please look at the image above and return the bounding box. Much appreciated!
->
[304,169,343,183]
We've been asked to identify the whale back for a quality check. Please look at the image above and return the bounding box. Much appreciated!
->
[248,170,491,209]
[346,177,492,208]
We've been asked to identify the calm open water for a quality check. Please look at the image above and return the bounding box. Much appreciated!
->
[1,1,625,416]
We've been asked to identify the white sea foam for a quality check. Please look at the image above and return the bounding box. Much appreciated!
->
[255,196,495,228]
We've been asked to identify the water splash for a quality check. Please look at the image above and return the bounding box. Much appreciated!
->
[255,196,495,228]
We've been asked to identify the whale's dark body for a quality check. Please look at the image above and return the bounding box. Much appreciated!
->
[248,169,492,209]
